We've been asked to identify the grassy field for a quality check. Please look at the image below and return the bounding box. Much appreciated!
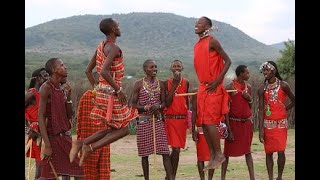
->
[25,129,295,180]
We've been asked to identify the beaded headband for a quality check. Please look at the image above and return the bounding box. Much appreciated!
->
[259,62,275,72]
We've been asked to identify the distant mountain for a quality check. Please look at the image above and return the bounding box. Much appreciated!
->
[25,12,280,69]
[270,40,295,50]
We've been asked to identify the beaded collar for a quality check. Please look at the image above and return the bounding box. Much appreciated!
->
[142,77,160,101]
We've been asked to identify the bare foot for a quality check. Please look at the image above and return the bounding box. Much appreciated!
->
[79,144,93,166]
[203,154,226,171]
[69,140,83,163]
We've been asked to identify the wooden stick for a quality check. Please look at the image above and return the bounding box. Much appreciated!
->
[27,140,32,180]
[152,114,158,180]
[226,89,238,93]
[49,161,59,180]
[175,92,198,96]
[30,163,36,173]
[25,139,33,154]
[175,89,238,96]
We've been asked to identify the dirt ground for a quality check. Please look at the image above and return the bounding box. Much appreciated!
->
[25,129,295,179]
[109,131,295,179]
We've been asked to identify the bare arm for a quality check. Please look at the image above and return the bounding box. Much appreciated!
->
[248,84,253,109]
[100,44,127,105]
[63,83,73,119]
[224,83,233,137]
[85,50,97,88]
[159,80,166,112]
[190,89,198,142]
[165,74,181,107]
[206,38,232,92]
[130,80,145,112]
[100,44,121,91]
[281,81,295,111]
[185,79,190,110]
[258,85,265,143]
[244,84,253,109]
[25,91,34,108]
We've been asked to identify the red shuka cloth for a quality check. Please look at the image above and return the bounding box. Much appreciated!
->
[40,81,83,179]
[263,84,288,153]
[164,78,188,148]
[25,88,41,161]
[194,36,229,125]
[196,133,210,161]
[224,80,253,157]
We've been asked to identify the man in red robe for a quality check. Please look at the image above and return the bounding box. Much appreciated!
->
[191,88,215,180]
[25,68,49,179]
[194,16,232,170]
[76,90,111,180]
[69,18,138,166]
[221,65,255,180]
[38,58,84,179]
[164,59,189,178]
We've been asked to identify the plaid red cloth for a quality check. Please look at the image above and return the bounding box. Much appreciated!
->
[91,40,139,129]
[25,88,41,161]
[77,90,111,180]
[136,118,170,156]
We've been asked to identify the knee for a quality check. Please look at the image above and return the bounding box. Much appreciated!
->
[278,151,285,157]
[121,126,130,135]
[172,147,180,153]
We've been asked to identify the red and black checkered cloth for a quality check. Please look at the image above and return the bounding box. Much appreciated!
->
[77,90,111,180]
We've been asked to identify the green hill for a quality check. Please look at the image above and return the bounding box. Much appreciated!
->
[25,12,280,87]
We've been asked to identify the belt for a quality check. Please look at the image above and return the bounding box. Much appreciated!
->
[164,115,186,119]
[264,119,288,129]
[137,115,163,124]
[229,116,252,122]
[49,130,72,137]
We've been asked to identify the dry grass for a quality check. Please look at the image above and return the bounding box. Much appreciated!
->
[25,129,295,180]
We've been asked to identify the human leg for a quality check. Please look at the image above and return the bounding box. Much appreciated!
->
[221,156,229,180]
[197,161,205,180]
[208,169,215,180]
[61,175,70,180]
[69,128,112,162]
[266,153,274,180]
[202,124,225,170]
[162,154,174,180]
[276,151,285,180]
[245,153,255,180]
[142,156,149,180]
[74,176,84,180]
[170,147,180,178]
[34,161,42,180]
[79,127,129,165]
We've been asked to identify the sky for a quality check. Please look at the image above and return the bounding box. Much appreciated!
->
[25,0,295,45]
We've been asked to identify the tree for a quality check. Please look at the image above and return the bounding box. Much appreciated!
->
[276,39,295,80]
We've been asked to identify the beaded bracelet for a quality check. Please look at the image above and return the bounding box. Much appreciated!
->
[89,144,94,152]
[115,87,122,94]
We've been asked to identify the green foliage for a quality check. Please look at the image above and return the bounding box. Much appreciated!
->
[276,40,295,80]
